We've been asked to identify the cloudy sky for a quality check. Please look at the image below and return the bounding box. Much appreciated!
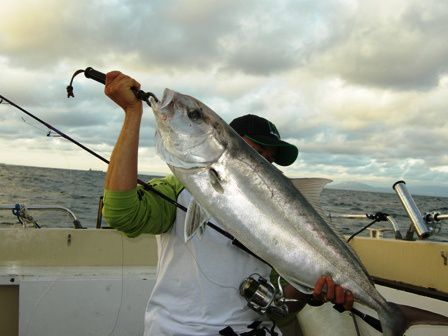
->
[1,0,447,196]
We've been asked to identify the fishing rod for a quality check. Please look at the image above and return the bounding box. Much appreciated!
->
[0,88,184,212]
[0,94,111,165]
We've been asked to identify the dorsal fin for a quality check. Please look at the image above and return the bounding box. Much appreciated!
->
[290,178,332,220]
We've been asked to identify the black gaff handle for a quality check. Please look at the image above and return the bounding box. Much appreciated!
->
[67,67,158,104]
[84,67,158,103]
[84,67,106,84]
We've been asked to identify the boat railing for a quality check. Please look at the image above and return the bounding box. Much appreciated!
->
[328,180,447,241]
[329,213,403,239]
[433,214,448,221]
[0,203,84,229]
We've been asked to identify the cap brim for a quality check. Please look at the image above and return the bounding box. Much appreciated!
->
[275,142,299,166]
[245,135,299,166]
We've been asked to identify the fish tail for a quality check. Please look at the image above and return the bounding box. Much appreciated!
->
[379,302,448,336]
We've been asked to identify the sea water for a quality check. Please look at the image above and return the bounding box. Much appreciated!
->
[1,163,447,241]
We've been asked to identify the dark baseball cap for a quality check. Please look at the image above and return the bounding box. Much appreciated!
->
[229,114,298,166]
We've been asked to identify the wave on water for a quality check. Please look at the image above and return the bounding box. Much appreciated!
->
[1,163,447,241]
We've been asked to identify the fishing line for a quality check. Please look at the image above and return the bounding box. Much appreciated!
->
[185,239,239,290]
[47,130,61,137]
[352,312,362,336]
[106,234,125,336]
[22,273,61,336]
[0,93,186,212]
[352,312,381,336]
[20,116,47,133]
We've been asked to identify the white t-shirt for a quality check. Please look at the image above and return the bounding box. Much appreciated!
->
[144,189,281,336]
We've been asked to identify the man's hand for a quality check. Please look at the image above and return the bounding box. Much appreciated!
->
[105,71,142,113]
[313,275,354,311]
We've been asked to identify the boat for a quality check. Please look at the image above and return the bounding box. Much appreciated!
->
[0,180,447,336]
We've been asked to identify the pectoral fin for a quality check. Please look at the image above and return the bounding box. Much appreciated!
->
[184,200,210,242]
[209,168,224,193]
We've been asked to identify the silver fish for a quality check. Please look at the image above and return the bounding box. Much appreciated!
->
[150,89,448,336]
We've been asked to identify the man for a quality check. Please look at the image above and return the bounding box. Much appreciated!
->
[102,71,353,336]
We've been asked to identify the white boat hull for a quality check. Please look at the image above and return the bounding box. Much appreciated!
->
[1,228,447,336]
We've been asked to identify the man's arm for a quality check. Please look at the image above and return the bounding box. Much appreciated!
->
[104,71,143,191]
[101,71,180,237]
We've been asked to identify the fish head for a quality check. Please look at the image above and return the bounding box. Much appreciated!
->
[151,89,227,169]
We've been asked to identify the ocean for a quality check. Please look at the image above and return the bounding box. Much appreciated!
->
[1,163,447,241]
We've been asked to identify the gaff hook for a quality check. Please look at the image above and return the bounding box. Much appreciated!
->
[66,67,159,106]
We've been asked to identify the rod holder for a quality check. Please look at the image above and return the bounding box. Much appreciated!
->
[393,180,431,239]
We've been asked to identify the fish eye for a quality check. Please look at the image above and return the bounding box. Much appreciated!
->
[187,108,203,121]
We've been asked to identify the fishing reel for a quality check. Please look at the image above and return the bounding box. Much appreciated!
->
[239,274,295,319]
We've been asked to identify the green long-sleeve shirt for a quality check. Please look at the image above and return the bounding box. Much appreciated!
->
[102,175,184,237]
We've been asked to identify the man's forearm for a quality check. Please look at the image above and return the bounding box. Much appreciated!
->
[103,71,144,191]
[104,107,143,191]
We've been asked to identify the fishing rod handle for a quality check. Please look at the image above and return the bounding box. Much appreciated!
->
[83,67,156,103]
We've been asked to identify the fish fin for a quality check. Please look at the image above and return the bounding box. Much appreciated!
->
[209,168,224,193]
[184,200,209,242]
[290,178,332,219]
[378,302,448,336]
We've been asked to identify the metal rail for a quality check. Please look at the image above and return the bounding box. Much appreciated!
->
[328,180,447,241]
[0,204,83,229]
[329,213,402,239]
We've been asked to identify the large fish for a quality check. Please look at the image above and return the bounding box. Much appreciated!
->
[150,89,448,336]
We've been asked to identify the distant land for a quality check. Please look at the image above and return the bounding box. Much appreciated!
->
[327,181,390,193]
[327,181,448,198]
